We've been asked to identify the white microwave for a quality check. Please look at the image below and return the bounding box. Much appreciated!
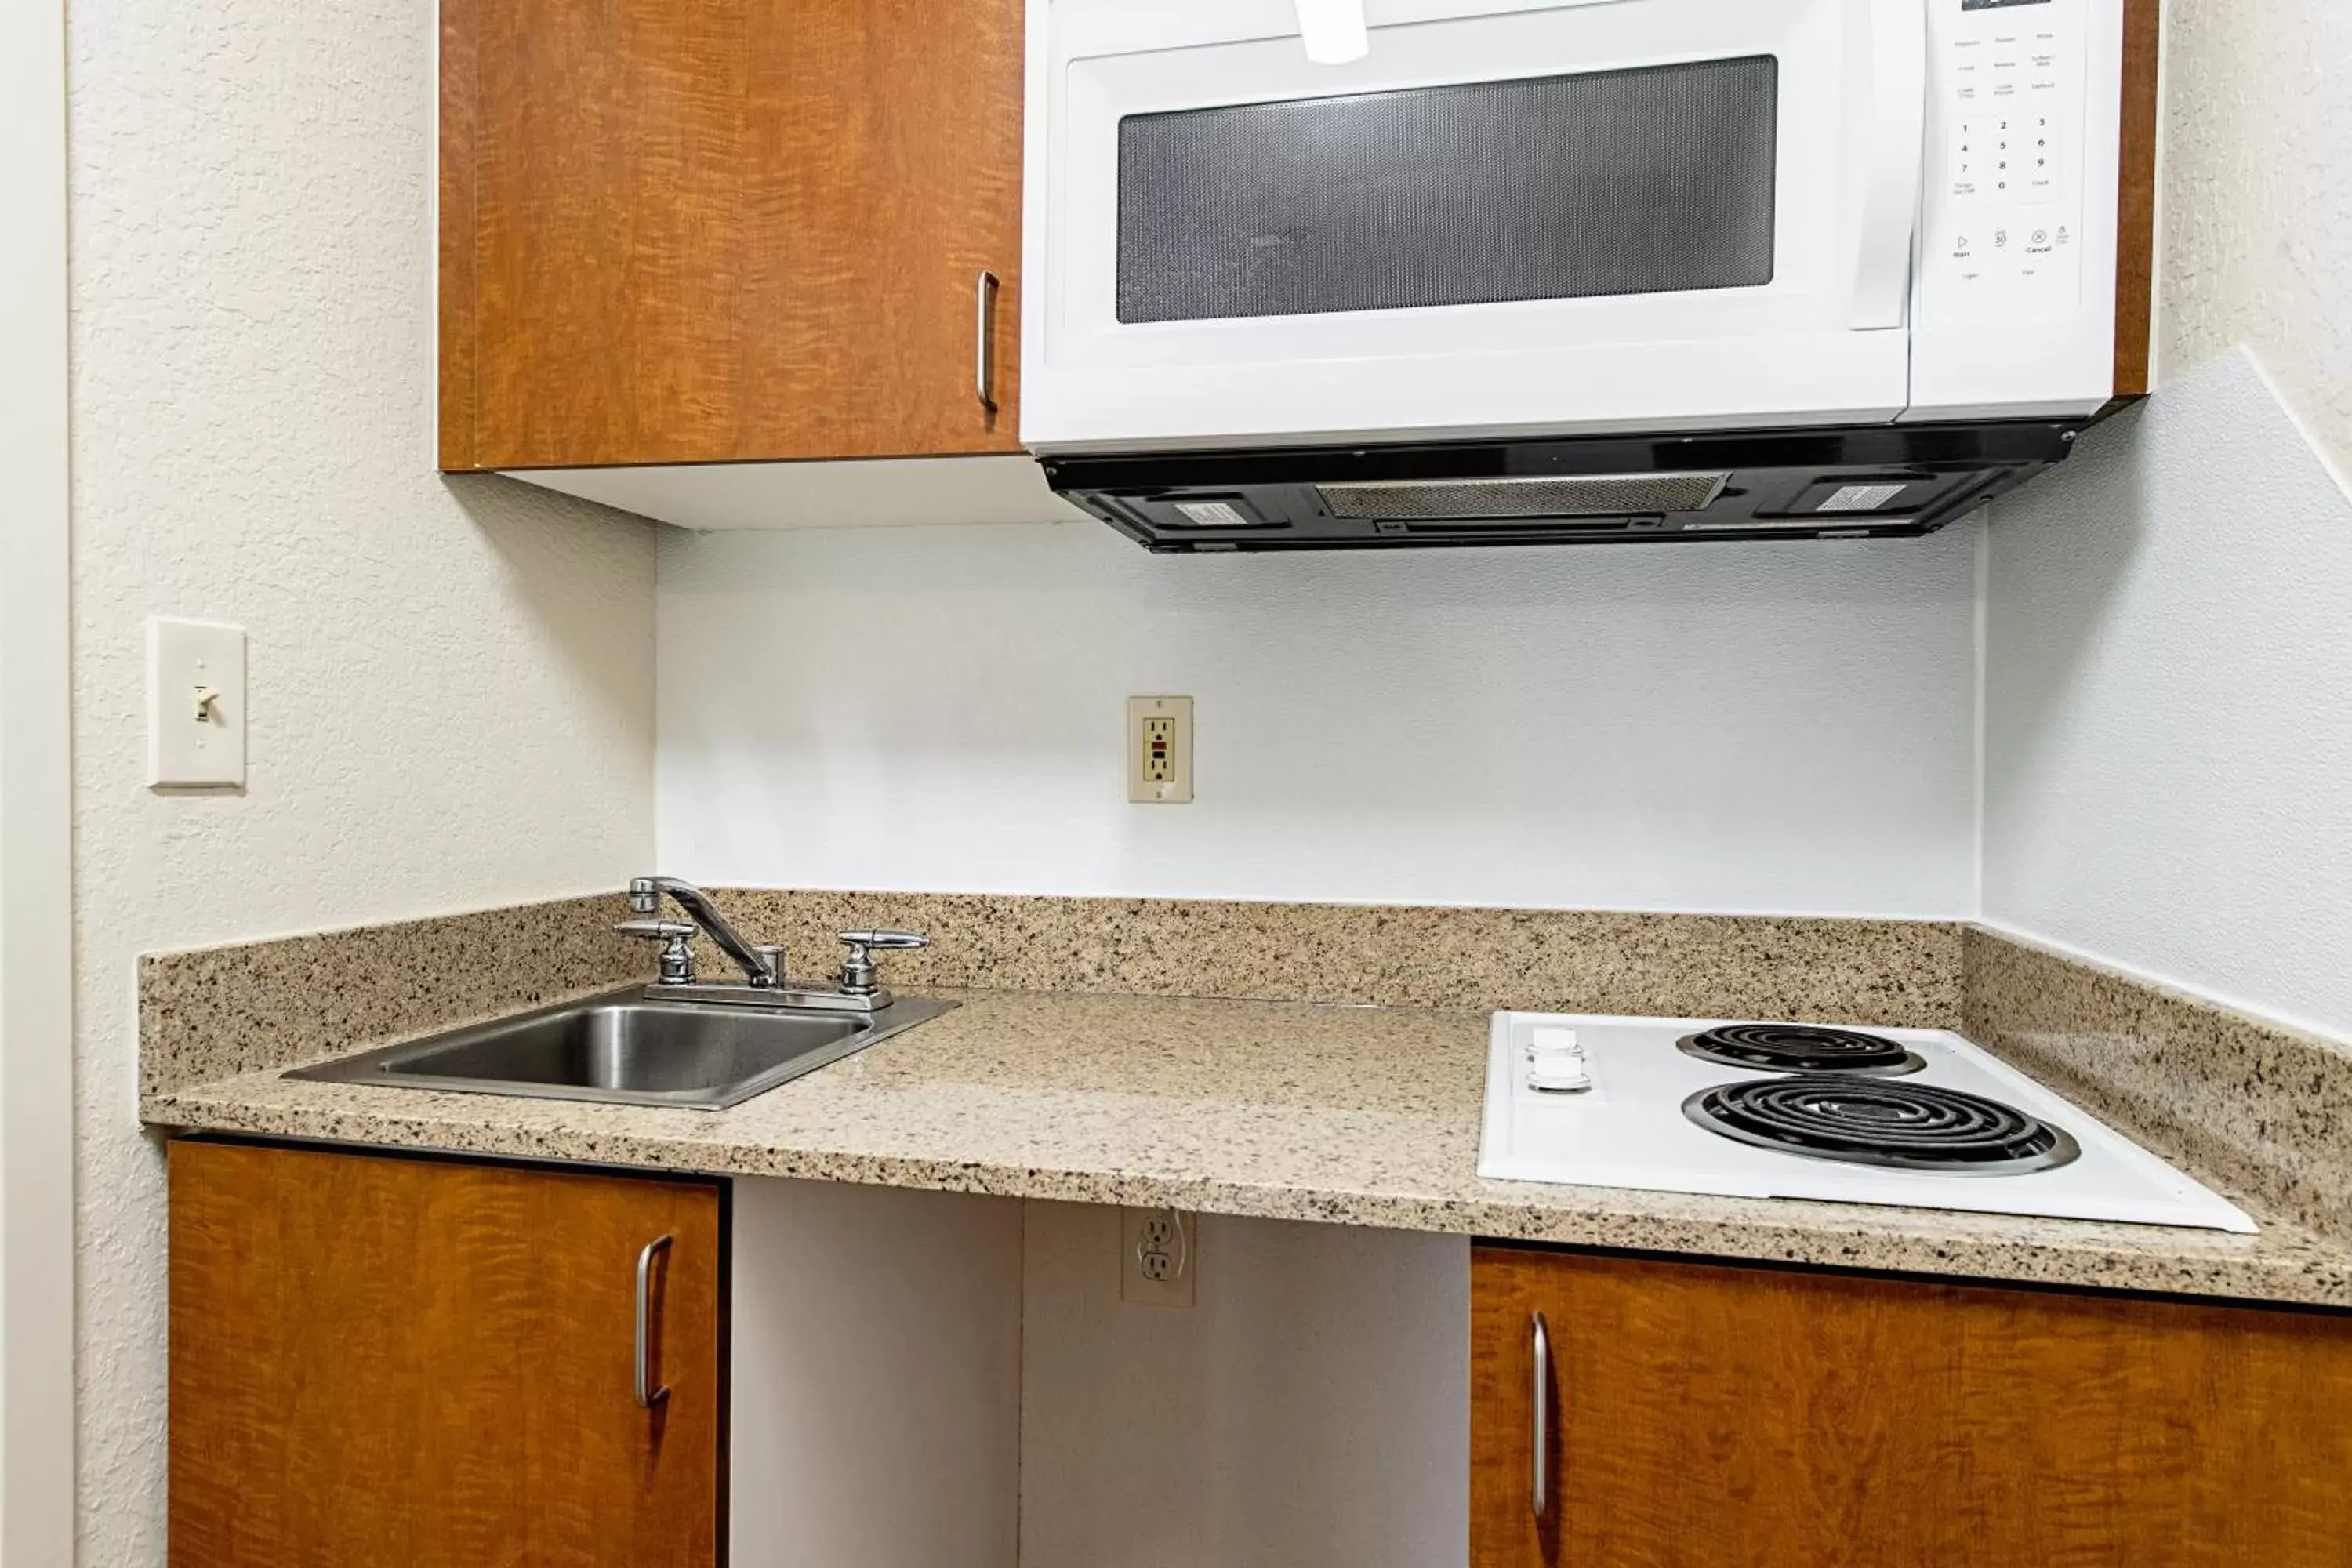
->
[1018,0,2155,550]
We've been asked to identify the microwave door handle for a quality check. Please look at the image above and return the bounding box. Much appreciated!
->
[1848,0,1927,329]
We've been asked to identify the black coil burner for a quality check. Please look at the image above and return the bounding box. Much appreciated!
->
[1682,1077,2081,1174]
[1677,1023,1925,1076]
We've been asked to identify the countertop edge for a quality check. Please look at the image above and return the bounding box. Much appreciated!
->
[140,1083,2352,1314]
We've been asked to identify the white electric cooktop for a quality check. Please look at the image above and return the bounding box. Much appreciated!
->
[1478,1013,2256,1234]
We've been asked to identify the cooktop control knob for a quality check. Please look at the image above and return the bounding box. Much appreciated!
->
[1527,1027,1592,1094]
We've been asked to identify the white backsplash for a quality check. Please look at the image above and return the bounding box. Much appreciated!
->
[658,519,1981,918]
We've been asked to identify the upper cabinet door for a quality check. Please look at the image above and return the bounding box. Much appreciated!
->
[440,0,1025,472]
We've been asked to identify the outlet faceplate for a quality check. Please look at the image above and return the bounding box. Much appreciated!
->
[1127,695,1193,804]
[1120,1206,1196,1308]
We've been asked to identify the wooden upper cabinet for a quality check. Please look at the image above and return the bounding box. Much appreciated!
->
[1472,1247,2352,1568]
[440,0,1025,471]
[170,1141,724,1568]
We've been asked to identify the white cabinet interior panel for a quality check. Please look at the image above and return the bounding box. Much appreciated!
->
[509,454,1086,532]
[1020,1203,1471,1568]
[730,1178,1022,1568]
[732,1189,1470,1568]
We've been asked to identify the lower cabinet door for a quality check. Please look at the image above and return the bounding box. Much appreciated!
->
[169,1139,723,1567]
[1470,1245,2352,1568]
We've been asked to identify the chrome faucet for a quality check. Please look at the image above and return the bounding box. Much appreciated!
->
[624,876,782,987]
[615,876,931,1013]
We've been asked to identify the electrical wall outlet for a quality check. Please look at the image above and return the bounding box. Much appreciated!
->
[1120,1206,1196,1308]
[1127,695,1193,804]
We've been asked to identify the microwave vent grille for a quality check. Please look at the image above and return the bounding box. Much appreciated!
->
[1318,472,1730,521]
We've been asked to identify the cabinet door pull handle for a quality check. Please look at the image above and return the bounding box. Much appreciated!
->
[1530,1310,1551,1519]
[635,1233,673,1409]
[975,270,1000,415]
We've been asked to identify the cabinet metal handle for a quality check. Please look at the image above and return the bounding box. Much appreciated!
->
[635,1233,673,1409]
[975,270,1000,415]
[1530,1310,1551,1519]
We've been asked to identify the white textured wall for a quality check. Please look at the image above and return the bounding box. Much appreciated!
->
[659,522,1980,917]
[66,0,659,1559]
[1983,350,2352,1041]
[2157,0,2352,482]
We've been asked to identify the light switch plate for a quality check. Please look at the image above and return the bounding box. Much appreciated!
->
[1127,695,1193,804]
[147,617,246,789]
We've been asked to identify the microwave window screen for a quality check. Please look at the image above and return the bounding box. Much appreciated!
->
[1116,55,1777,325]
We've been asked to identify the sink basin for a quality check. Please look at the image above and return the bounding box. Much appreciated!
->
[287,989,956,1110]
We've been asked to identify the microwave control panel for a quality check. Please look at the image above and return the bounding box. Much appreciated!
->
[1917,0,2090,327]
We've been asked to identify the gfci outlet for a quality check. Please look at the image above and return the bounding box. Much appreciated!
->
[1121,1207,1196,1308]
[1127,695,1193,804]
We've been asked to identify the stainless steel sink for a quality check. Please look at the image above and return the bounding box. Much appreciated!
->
[288,989,956,1110]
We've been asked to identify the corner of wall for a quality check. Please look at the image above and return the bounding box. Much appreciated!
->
[2238,347,2352,508]
[1976,349,2352,1044]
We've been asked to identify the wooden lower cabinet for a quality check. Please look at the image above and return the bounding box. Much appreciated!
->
[1471,1246,2352,1568]
[169,1140,724,1568]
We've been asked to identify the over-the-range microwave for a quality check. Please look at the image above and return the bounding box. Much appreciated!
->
[1018,0,2158,550]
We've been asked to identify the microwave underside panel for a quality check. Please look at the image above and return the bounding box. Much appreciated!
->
[1041,422,2083,552]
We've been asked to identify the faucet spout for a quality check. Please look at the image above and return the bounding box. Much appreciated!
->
[629,877,780,987]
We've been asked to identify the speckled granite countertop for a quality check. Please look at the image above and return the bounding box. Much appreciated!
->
[141,986,2352,1311]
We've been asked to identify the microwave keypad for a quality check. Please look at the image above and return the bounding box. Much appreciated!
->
[1922,0,2088,325]
[1947,115,2060,205]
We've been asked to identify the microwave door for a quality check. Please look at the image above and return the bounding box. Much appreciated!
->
[1026,0,1928,452]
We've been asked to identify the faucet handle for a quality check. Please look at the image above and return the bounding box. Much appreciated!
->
[835,931,930,996]
[839,930,930,950]
[617,918,697,985]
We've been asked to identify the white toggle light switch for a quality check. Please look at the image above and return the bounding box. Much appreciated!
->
[147,617,246,788]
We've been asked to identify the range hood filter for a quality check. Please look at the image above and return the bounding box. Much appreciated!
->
[1318,471,1731,521]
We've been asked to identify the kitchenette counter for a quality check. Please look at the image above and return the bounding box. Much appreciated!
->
[142,985,2352,1311]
